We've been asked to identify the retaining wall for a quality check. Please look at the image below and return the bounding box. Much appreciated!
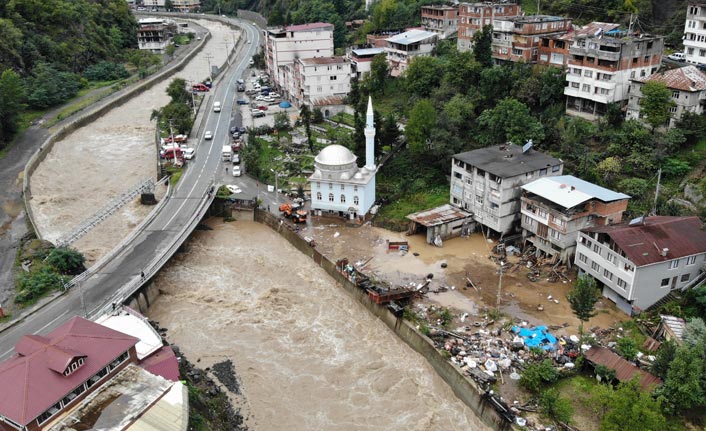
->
[253,209,511,430]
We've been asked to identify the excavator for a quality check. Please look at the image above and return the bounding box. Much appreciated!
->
[279,203,308,223]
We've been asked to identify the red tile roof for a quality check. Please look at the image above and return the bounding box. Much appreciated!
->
[634,65,706,92]
[140,346,180,382]
[584,346,662,390]
[583,216,706,267]
[0,316,139,426]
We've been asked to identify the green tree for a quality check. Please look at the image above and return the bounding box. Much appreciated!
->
[476,97,544,146]
[312,107,324,123]
[650,339,676,379]
[595,156,622,186]
[616,338,638,360]
[519,359,559,393]
[601,379,666,431]
[300,104,313,152]
[473,25,493,68]
[379,113,399,147]
[639,81,675,131]
[0,69,25,143]
[166,78,191,106]
[16,267,68,304]
[274,111,290,130]
[405,99,436,156]
[539,388,573,424]
[370,54,389,95]
[404,56,442,97]
[675,111,706,147]
[566,275,600,335]
[659,318,706,413]
[45,247,86,275]
[26,62,82,109]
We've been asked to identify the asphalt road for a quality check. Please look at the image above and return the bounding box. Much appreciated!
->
[0,17,261,360]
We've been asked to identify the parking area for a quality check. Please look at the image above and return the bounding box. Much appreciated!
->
[235,68,299,129]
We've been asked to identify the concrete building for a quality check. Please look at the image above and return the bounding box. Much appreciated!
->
[684,3,706,65]
[289,56,351,108]
[137,18,176,53]
[171,0,201,12]
[265,23,334,91]
[450,144,564,235]
[142,0,166,9]
[457,2,521,52]
[491,15,573,64]
[575,216,706,314]
[626,65,706,128]
[564,30,664,120]
[421,5,459,39]
[384,29,438,77]
[520,175,629,264]
[538,22,620,68]
[349,47,386,79]
[308,98,377,219]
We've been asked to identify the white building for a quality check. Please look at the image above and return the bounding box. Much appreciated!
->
[575,216,706,314]
[308,98,377,219]
[289,56,351,108]
[684,3,706,65]
[265,23,334,91]
[137,18,176,53]
[349,47,385,79]
[626,65,706,128]
[384,29,438,77]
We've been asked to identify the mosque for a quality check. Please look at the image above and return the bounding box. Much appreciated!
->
[308,97,377,219]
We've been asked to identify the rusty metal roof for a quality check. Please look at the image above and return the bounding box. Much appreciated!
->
[583,216,706,267]
[584,346,662,390]
[634,65,706,92]
[406,204,473,227]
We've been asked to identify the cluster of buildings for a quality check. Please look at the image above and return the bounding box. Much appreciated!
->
[129,0,201,12]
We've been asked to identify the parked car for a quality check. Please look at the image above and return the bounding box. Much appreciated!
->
[237,84,246,92]
[263,97,275,103]
[232,165,242,176]
[269,92,281,98]
[237,79,245,84]
[258,105,268,111]
[204,131,213,140]
[238,126,246,133]
[668,52,686,61]
[191,83,210,92]
[255,95,265,101]
[253,111,266,118]
[237,100,249,105]
[251,109,262,115]
[249,58,255,65]
[232,153,241,164]
[230,126,238,134]
[183,148,196,160]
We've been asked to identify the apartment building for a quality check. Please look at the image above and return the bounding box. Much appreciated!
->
[684,3,706,65]
[289,56,351,107]
[520,175,629,264]
[421,5,459,39]
[575,216,706,314]
[349,47,386,79]
[171,0,201,12]
[137,18,176,53]
[384,29,438,77]
[564,30,664,120]
[492,15,573,63]
[265,23,334,90]
[626,65,706,128]
[450,144,564,235]
[457,2,521,52]
[538,22,620,68]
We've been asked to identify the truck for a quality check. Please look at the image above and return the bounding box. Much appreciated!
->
[279,203,308,223]
[221,145,232,161]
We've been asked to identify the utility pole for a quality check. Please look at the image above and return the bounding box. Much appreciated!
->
[205,53,214,80]
[652,167,662,216]
[537,0,540,15]
[169,119,177,166]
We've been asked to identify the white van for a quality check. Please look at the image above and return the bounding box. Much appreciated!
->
[213,101,222,112]
[667,52,686,62]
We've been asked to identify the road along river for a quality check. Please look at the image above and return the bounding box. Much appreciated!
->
[147,219,493,431]
[29,19,237,264]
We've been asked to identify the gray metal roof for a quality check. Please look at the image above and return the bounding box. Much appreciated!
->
[453,144,562,178]
[386,29,437,45]
[522,175,630,208]
[352,48,385,56]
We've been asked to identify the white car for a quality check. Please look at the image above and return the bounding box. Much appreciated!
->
[232,165,242,177]
[667,52,686,62]
[255,95,265,101]
[204,131,213,140]
[249,59,255,66]
[183,148,196,160]
[232,153,240,164]
[269,93,280,98]
[226,184,241,193]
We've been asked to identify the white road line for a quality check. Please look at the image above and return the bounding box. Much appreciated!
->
[34,310,70,335]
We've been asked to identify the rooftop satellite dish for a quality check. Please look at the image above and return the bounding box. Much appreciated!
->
[522,140,533,153]
[629,216,645,226]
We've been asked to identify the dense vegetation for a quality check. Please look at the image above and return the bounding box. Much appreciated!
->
[0,0,139,147]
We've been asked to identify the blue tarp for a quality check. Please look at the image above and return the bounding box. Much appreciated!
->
[512,325,558,351]
[279,101,292,108]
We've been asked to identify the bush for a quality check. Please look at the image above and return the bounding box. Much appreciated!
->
[539,388,573,424]
[45,247,85,275]
[27,63,83,109]
[519,359,559,393]
[16,267,68,304]
[616,338,638,360]
[83,61,130,81]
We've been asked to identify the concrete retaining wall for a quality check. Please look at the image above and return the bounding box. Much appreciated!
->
[253,209,511,430]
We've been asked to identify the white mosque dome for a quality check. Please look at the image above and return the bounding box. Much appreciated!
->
[315,144,357,166]
[354,172,363,180]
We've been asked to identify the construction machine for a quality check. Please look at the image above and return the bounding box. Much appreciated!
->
[279,203,308,223]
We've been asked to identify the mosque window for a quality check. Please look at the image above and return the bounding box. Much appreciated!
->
[354,196,359,205]
[316,192,322,200]
[341,195,346,203]
[328,193,334,202]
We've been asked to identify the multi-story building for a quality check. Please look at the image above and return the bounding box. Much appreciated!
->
[384,29,438,77]
[491,15,573,63]
[421,5,459,39]
[142,0,166,9]
[538,23,620,68]
[564,30,664,120]
[575,216,706,314]
[520,175,629,264]
[457,2,521,52]
[684,3,706,65]
[626,65,706,128]
[349,47,386,79]
[265,23,334,90]
[137,18,176,53]
[450,144,564,235]
[289,56,351,107]
[171,0,201,12]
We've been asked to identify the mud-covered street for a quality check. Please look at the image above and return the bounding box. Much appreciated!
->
[29,19,238,264]
[147,219,493,431]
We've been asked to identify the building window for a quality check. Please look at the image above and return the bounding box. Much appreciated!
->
[579,253,588,263]
[550,229,560,240]
[353,195,359,205]
[475,195,483,204]
[591,261,599,272]
[454,172,462,179]
[607,252,617,265]
[584,70,593,78]
[603,269,613,281]
[571,82,579,88]
[624,262,634,272]
[661,278,670,287]
[593,244,600,255]
[672,90,681,98]
[582,84,590,92]
[316,192,322,200]
[328,193,334,202]
[340,194,346,203]
[669,260,679,269]
[552,165,560,172]
[353,185,358,192]
[681,273,691,282]
[540,168,547,176]
[687,255,697,265]
[617,278,627,289]
[669,106,678,114]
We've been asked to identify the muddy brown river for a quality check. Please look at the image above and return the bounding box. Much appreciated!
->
[147,219,492,430]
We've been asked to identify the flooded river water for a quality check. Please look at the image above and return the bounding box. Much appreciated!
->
[147,219,492,431]
[29,20,236,263]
